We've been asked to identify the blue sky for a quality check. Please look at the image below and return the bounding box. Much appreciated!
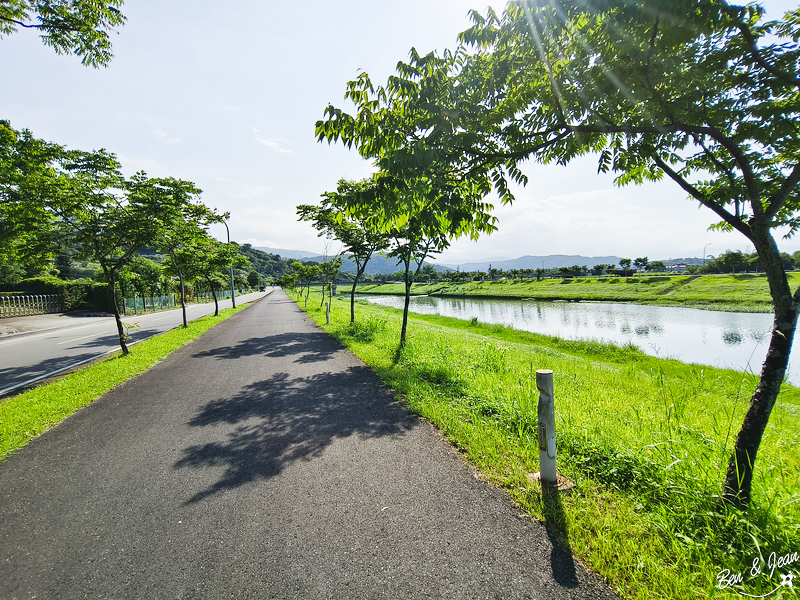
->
[1,0,798,265]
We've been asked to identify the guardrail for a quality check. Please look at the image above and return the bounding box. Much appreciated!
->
[0,294,62,318]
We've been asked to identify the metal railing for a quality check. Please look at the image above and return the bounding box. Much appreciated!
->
[123,295,177,314]
[121,290,247,315]
[0,294,62,318]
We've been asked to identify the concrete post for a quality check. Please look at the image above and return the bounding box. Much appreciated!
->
[325,302,330,324]
[537,369,557,485]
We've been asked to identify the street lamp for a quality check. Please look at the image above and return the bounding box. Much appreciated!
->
[703,243,711,266]
[223,213,236,308]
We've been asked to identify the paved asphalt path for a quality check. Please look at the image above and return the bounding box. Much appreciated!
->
[0,291,269,396]
[0,290,618,599]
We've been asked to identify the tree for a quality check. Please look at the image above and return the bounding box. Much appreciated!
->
[634,257,649,272]
[645,261,666,273]
[0,122,64,284]
[318,257,343,309]
[318,1,800,504]
[618,258,632,272]
[298,178,392,323]
[246,269,262,289]
[1,0,126,67]
[291,261,319,307]
[127,173,219,328]
[173,233,249,317]
[126,255,162,312]
[53,150,155,354]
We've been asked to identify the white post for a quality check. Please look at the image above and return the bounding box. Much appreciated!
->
[537,369,557,485]
[325,302,330,324]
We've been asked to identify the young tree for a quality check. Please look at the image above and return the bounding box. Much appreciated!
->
[634,257,649,272]
[54,150,155,354]
[127,173,219,328]
[291,261,319,307]
[317,1,800,504]
[318,257,343,309]
[298,178,391,323]
[0,0,126,67]
[172,233,249,316]
[126,256,162,312]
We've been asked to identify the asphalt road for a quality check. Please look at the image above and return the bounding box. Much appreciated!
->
[0,290,270,396]
[0,289,618,599]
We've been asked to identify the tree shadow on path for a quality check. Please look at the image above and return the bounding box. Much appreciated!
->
[174,366,415,504]
[192,332,335,364]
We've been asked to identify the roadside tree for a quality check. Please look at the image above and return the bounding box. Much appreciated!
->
[317,0,800,504]
[298,179,391,323]
[127,173,219,328]
[54,150,155,354]
[291,261,320,307]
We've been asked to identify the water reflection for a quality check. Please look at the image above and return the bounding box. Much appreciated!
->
[358,295,786,384]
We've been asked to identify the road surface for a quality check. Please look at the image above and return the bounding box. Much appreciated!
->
[0,290,269,396]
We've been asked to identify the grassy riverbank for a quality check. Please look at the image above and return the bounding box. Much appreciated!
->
[298,291,799,600]
[0,304,249,460]
[355,272,800,312]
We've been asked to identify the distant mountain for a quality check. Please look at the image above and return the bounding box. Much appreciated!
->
[302,253,452,275]
[439,255,624,272]
[254,247,320,260]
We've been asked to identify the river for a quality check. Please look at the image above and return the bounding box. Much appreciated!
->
[355,294,794,385]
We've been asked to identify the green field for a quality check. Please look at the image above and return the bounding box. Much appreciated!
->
[298,290,799,600]
[354,272,800,312]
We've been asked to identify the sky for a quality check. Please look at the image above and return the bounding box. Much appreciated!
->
[1,0,798,267]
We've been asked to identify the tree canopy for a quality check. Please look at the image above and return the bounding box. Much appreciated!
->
[316,0,800,505]
[0,0,126,67]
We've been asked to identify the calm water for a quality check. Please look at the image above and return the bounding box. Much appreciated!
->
[356,294,792,384]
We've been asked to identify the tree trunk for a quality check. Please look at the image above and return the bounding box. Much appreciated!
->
[723,227,798,506]
[108,273,130,356]
[168,251,188,328]
[400,258,412,347]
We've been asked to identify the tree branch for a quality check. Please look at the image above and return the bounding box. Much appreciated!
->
[651,153,753,240]
[765,163,800,222]
[736,22,800,88]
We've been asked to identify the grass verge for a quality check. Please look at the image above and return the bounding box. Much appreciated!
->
[0,303,249,460]
[297,290,800,600]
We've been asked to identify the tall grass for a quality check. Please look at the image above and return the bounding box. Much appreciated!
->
[302,293,800,600]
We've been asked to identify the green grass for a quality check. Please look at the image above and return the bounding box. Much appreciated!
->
[296,290,800,600]
[355,272,800,312]
[0,303,249,460]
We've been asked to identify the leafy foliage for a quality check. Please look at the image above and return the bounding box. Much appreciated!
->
[0,0,126,67]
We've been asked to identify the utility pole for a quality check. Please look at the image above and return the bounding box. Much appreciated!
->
[223,213,236,308]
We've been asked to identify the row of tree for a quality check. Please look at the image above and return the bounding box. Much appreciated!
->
[689,250,800,275]
[309,1,800,506]
[0,121,245,354]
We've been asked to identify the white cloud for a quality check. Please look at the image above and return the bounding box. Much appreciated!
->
[251,127,293,154]
[255,137,294,154]
[153,129,181,145]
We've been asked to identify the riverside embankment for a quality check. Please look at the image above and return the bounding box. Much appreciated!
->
[297,291,800,600]
[355,272,800,312]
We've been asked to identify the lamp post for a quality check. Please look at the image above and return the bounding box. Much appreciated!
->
[703,243,711,266]
[223,213,236,308]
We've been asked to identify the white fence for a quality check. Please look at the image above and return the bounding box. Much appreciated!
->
[0,295,62,318]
